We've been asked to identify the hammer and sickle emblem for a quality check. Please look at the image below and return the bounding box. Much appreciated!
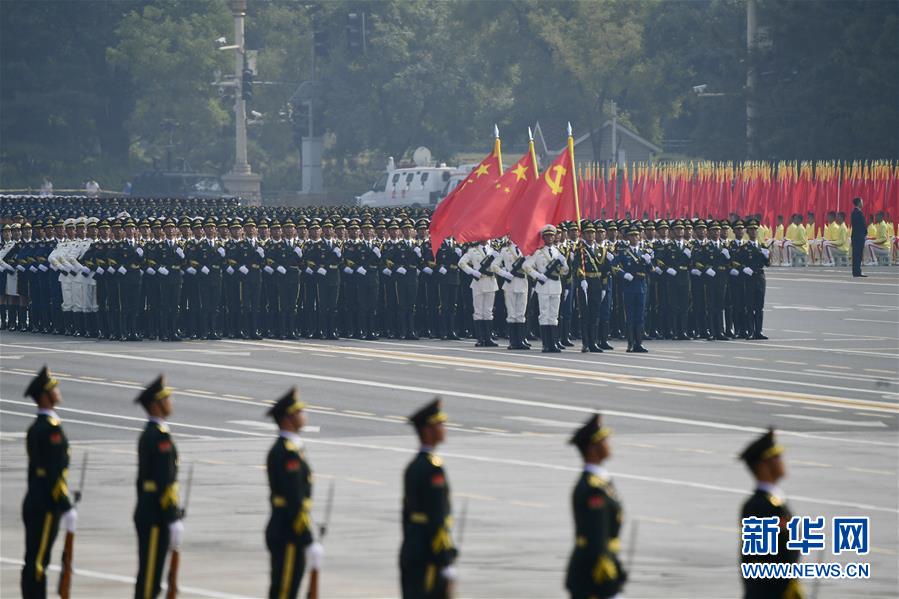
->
[544,165,567,195]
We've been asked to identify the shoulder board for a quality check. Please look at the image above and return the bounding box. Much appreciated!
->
[283,438,299,453]
[155,423,169,433]
[588,474,607,488]
[766,493,783,507]
[427,453,443,468]
[47,417,60,427]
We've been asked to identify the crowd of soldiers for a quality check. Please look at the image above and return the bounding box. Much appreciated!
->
[21,365,800,599]
[1,195,772,354]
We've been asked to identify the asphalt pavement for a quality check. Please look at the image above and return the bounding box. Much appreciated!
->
[1,266,897,598]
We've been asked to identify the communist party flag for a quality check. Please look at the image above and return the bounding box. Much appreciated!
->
[508,126,580,256]
[429,132,502,254]
[453,137,540,243]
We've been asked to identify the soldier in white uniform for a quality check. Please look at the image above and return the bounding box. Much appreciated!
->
[492,238,530,350]
[48,219,77,335]
[524,224,570,353]
[458,240,499,347]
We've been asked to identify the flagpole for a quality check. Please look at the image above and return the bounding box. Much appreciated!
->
[568,123,590,309]
[494,124,504,176]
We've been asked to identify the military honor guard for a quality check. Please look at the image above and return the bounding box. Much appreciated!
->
[133,376,184,599]
[615,225,652,353]
[737,220,770,340]
[739,429,803,599]
[565,414,627,599]
[21,366,77,599]
[401,398,458,599]
[524,224,570,352]
[493,238,530,350]
[265,388,323,599]
[457,240,499,347]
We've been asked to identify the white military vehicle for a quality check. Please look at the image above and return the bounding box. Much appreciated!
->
[356,147,468,209]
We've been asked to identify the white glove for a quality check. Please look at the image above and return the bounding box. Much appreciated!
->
[499,269,513,281]
[39,264,48,272]
[705,268,715,277]
[471,270,482,279]
[316,267,327,276]
[201,266,210,275]
[382,268,392,276]
[683,248,692,258]
[413,246,421,257]
[441,566,458,582]
[62,508,77,533]
[536,273,548,283]
[186,267,197,275]
[761,248,770,258]
[80,266,89,275]
[563,289,569,301]
[580,280,588,293]
[396,266,407,275]
[423,266,433,275]
[16,264,25,271]
[159,266,170,276]
[239,265,249,275]
[29,265,37,273]
[263,266,274,275]
[343,266,353,274]
[454,247,463,256]
[333,247,341,258]
[175,247,184,259]
[690,268,701,276]
[557,254,567,265]
[256,247,265,258]
[601,290,607,302]
[305,267,314,275]
[105,265,114,274]
[623,272,634,282]
[136,246,144,257]
[653,266,662,275]
[226,266,235,275]
[146,267,156,276]
[729,268,739,276]
[217,246,226,257]
[606,253,615,262]
[169,520,184,550]
[438,266,447,275]
[642,253,652,264]
[305,541,324,571]
[372,247,381,258]
[722,248,730,259]
[666,267,676,276]
[356,266,367,275]
[276,266,286,275]
[293,246,303,257]
[743,266,754,276]
[117,266,127,275]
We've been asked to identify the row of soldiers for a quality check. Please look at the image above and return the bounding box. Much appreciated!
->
[21,364,801,599]
[1,213,769,352]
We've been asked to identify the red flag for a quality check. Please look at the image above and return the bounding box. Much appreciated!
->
[453,143,540,243]
[429,137,502,254]
[509,141,579,255]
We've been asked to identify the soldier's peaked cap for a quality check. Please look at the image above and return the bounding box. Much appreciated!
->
[739,428,783,468]
[135,375,172,410]
[408,397,448,429]
[24,365,58,402]
[569,413,612,453]
[266,387,306,421]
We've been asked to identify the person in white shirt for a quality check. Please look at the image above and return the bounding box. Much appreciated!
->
[457,240,500,347]
[492,238,530,350]
[524,224,570,352]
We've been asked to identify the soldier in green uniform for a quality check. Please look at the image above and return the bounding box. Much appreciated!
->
[21,366,77,599]
[565,413,627,599]
[739,429,804,599]
[265,388,323,599]
[401,398,457,599]
[133,376,183,599]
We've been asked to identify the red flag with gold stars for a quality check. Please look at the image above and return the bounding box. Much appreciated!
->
[429,136,502,255]
[453,141,540,243]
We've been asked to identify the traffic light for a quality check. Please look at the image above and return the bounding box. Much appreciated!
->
[241,68,254,101]
[347,12,363,53]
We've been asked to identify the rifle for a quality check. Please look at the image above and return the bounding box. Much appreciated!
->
[165,463,193,599]
[306,480,336,599]
[542,256,562,282]
[509,256,526,278]
[477,252,496,275]
[58,452,88,599]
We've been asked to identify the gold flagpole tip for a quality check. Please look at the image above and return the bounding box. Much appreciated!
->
[567,122,572,137]
[527,126,533,141]
[494,124,500,138]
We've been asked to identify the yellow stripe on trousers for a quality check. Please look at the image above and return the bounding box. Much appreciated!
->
[144,526,159,599]
[279,542,296,599]
[34,511,54,581]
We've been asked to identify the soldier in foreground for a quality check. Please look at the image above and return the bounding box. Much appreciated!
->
[21,366,77,599]
[400,398,458,598]
[265,388,323,599]
[566,414,627,599]
[133,376,184,599]
[739,429,803,599]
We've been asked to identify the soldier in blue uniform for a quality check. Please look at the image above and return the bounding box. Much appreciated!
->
[615,225,652,353]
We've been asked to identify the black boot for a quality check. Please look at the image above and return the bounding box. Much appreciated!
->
[626,327,635,352]
[633,328,649,353]
[540,325,551,353]
[7,305,18,331]
[548,325,562,352]
[589,322,603,353]
[20,306,30,331]
[580,321,591,353]
[559,318,574,347]
[599,322,614,350]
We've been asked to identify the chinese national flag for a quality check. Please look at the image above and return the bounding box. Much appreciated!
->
[429,137,502,254]
[453,142,540,243]
[508,142,579,256]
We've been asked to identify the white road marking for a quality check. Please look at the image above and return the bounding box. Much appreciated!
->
[864,368,897,375]
[227,419,321,433]
[505,416,582,429]
[844,318,899,324]
[801,406,840,413]
[345,356,371,361]
[775,413,887,428]
[847,467,895,476]
[663,391,694,397]
[776,360,807,366]
[495,372,522,377]
[705,396,740,402]
[573,381,607,387]
[346,477,383,486]
[755,401,789,407]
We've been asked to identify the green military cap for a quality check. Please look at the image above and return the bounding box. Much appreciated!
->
[270,220,282,229]
[415,218,430,229]
[134,375,172,411]
[24,365,58,402]
[244,218,257,228]
[624,225,640,236]
[347,218,360,229]
[361,219,374,229]
[333,219,346,230]
[684,220,693,229]
[643,220,654,230]
[178,217,192,227]
[656,219,669,230]
[43,220,55,229]
[296,218,308,229]
[257,219,269,229]
[30,219,41,229]
[605,220,617,231]
[163,218,177,228]
[376,218,387,229]
[320,218,333,228]
[266,387,306,422]
[191,219,204,229]
[387,219,399,230]
[99,219,111,229]
[746,219,760,230]
[582,220,596,232]
[139,218,151,228]
[309,219,322,230]
[229,219,243,229]
[570,413,612,454]
[401,218,415,229]
[693,219,706,229]
[22,221,32,230]
[204,217,218,227]
[55,218,66,227]
[282,218,296,228]
[739,428,783,469]
[408,397,448,430]
[540,224,558,235]
[151,219,163,229]
[111,219,123,229]
[708,220,721,230]
[671,219,684,229]
[733,220,745,229]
